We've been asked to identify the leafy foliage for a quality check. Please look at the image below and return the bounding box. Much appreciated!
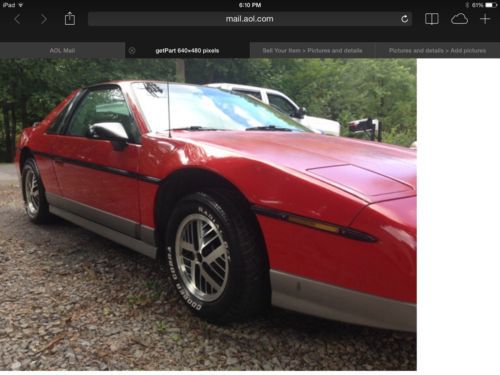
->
[0,58,415,161]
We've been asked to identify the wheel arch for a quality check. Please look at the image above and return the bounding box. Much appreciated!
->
[154,167,268,265]
[19,147,34,170]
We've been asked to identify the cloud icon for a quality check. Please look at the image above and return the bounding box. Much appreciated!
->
[451,13,468,25]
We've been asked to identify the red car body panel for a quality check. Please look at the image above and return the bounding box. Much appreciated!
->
[16,81,417,311]
[52,136,142,222]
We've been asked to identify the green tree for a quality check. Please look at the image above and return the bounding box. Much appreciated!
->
[1,58,416,162]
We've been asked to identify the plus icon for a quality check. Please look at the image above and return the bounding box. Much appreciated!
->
[480,13,491,24]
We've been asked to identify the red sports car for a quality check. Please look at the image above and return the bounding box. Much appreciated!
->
[16,81,416,331]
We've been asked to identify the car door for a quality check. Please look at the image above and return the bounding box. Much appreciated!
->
[51,85,142,231]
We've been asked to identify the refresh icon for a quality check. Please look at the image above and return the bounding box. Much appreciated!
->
[401,14,409,23]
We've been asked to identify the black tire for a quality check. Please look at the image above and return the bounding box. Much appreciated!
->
[21,158,52,224]
[165,189,269,324]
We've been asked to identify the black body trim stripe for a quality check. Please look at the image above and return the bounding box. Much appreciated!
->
[32,151,161,184]
[252,205,377,243]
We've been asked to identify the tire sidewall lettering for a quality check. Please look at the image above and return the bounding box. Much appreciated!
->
[167,243,204,311]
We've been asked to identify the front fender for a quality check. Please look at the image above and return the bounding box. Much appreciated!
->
[350,196,416,302]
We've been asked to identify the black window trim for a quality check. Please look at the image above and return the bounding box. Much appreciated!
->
[59,84,142,145]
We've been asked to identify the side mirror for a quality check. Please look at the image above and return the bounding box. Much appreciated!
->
[295,107,307,119]
[88,122,129,151]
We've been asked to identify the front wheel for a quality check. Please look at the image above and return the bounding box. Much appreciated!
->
[165,190,269,324]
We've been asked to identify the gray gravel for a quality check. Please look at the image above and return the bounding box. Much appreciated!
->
[0,167,416,370]
[0,163,18,186]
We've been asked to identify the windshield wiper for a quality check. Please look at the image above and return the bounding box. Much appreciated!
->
[245,125,293,132]
[175,126,226,131]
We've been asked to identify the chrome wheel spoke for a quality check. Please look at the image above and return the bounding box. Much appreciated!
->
[196,220,204,250]
[182,252,194,263]
[205,261,225,281]
[204,244,225,265]
[200,267,220,291]
[200,231,219,251]
[191,264,197,286]
[180,240,195,253]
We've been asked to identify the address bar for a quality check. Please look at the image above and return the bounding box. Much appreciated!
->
[88,12,412,27]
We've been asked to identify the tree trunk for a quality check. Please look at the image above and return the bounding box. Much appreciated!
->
[21,97,29,128]
[207,65,215,83]
[2,101,12,162]
[175,59,185,83]
[10,102,17,161]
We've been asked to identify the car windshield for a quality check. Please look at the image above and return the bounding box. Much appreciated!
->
[132,82,311,132]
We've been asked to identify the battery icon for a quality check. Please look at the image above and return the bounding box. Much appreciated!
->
[485,2,498,7]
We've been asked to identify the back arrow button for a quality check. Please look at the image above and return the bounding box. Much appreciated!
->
[41,14,47,24]
[14,14,21,24]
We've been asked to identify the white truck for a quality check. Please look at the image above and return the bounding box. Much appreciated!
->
[206,83,341,136]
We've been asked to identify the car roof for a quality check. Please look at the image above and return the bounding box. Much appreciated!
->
[84,80,215,90]
[207,83,262,91]
[86,81,286,98]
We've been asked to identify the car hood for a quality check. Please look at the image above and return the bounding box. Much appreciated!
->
[163,131,416,202]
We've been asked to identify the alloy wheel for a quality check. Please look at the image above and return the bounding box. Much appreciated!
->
[24,168,40,217]
[174,213,229,302]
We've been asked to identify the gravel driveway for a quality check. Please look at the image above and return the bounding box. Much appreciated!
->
[0,164,416,370]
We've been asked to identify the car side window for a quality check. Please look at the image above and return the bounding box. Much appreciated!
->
[267,94,297,116]
[66,87,139,142]
[233,89,262,100]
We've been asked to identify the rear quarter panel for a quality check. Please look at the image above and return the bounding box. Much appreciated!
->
[16,90,80,195]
